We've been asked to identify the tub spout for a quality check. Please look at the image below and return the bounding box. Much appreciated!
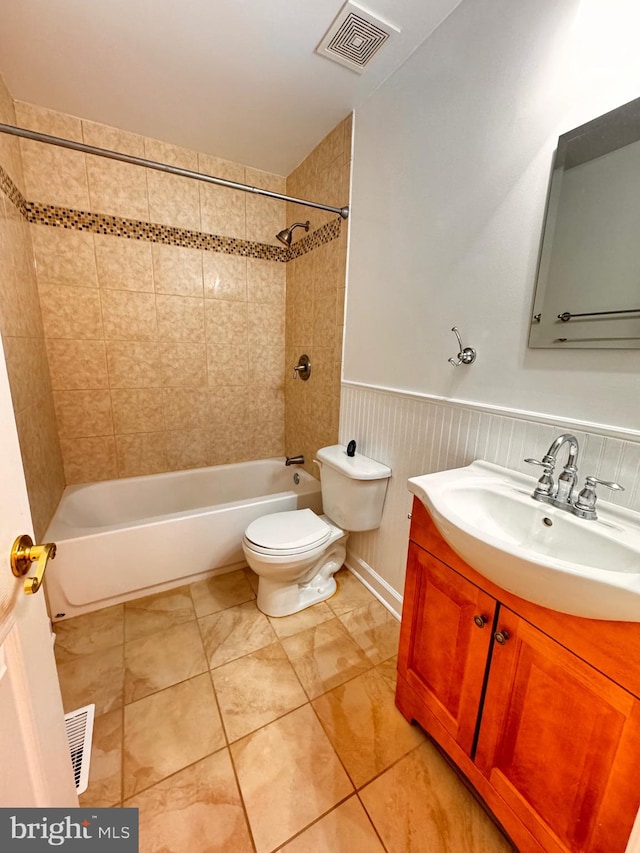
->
[285,455,305,466]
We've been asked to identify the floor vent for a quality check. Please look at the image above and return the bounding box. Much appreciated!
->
[64,703,95,795]
[316,1,400,74]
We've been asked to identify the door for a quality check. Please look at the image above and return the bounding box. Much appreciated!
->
[0,341,77,806]
[397,544,496,755]
[475,607,640,853]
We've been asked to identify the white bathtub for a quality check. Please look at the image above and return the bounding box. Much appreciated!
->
[44,459,322,621]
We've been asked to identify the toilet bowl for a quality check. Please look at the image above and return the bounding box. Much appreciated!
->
[242,509,347,617]
[241,444,392,618]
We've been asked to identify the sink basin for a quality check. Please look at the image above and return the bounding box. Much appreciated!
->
[408,460,640,622]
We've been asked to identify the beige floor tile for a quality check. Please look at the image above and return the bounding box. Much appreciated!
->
[190,569,255,618]
[125,750,253,853]
[327,569,377,616]
[231,705,353,853]
[199,600,276,669]
[244,567,259,594]
[359,741,516,853]
[57,644,124,715]
[123,673,225,798]
[79,708,123,807]
[377,655,399,692]
[124,621,208,704]
[277,796,385,852]
[268,600,334,639]
[212,642,307,741]
[312,668,424,787]
[338,599,401,665]
[124,586,195,642]
[281,618,372,700]
[53,605,124,663]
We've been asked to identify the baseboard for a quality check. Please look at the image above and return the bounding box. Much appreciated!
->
[344,552,403,620]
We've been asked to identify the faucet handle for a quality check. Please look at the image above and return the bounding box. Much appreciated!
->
[574,476,625,519]
[524,457,553,470]
[524,458,555,499]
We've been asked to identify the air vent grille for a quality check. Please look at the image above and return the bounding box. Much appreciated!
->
[65,703,95,794]
[317,2,399,74]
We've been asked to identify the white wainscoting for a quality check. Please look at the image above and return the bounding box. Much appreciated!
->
[340,381,640,608]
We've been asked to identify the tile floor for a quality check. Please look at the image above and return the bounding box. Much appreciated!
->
[54,567,515,853]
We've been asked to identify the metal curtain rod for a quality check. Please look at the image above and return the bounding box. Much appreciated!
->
[0,122,350,220]
[558,308,640,322]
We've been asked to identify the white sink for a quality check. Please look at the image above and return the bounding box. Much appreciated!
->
[408,460,640,622]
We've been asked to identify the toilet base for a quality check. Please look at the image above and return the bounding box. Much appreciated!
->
[255,541,346,617]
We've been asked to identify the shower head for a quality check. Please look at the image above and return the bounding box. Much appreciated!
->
[276,220,310,247]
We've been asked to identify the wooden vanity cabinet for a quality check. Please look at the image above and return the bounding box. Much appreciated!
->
[397,498,640,853]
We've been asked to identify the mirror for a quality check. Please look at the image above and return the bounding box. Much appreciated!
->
[529,96,640,349]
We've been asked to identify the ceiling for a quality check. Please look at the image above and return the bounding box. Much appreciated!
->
[0,0,461,176]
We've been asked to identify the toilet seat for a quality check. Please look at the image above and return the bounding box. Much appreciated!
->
[244,508,331,556]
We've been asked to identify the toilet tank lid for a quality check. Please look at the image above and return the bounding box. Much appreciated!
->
[316,445,392,480]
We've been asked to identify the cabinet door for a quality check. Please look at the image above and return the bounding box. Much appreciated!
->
[475,607,640,853]
[397,544,497,755]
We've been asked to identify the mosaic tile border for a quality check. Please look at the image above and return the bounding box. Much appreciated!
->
[0,162,342,262]
[0,163,27,217]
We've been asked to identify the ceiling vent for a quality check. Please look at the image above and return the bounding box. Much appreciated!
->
[316,1,400,74]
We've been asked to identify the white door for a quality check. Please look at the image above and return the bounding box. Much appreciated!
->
[0,340,77,806]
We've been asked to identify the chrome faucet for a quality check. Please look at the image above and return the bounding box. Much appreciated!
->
[525,433,624,519]
[285,455,305,466]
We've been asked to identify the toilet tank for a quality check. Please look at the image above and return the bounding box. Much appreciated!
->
[315,444,392,531]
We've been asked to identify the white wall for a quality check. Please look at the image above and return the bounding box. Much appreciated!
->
[345,0,640,430]
[340,0,640,611]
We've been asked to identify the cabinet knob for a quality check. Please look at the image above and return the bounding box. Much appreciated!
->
[473,614,488,628]
[494,630,510,645]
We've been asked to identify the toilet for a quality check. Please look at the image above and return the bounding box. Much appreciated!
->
[242,444,392,617]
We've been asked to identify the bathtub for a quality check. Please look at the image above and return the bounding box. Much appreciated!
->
[44,459,322,621]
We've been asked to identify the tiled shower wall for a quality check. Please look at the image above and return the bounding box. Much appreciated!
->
[13,100,289,483]
[0,78,65,538]
[284,116,351,475]
[340,382,640,612]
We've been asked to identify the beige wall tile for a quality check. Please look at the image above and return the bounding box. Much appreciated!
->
[94,234,154,292]
[247,258,285,304]
[248,302,284,348]
[245,167,286,194]
[159,342,207,387]
[246,194,284,246]
[251,343,284,386]
[115,431,168,477]
[86,155,149,220]
[20,140,90,209]
[155,294,204,342]
[209,386,249,435]
[202,251,247,301]
[111,389,164,434]
[59,435,118,483]
[3,336,51,414]
[14,100,82,140]
[82,120,145,157]
[32,226,98,289]
[101,289,157,341]
[207,343,248,387]
[163,388,209,431]
[148,171,200,231]
[53,389,114,439]
[15,399,66,539]
[152,244,203,297]
[205,300,247,345]
[200,182,245,238]
[106,340,162,388]
[165,428,210,470]
[198,152,245,183]
[39,285,104,339]
[144,138,198,170]
[46,339,109,390]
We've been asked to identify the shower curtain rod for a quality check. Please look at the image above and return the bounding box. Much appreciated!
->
[0,122,350,220]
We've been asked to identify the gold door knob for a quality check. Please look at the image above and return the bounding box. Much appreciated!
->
[10,534,57,595]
